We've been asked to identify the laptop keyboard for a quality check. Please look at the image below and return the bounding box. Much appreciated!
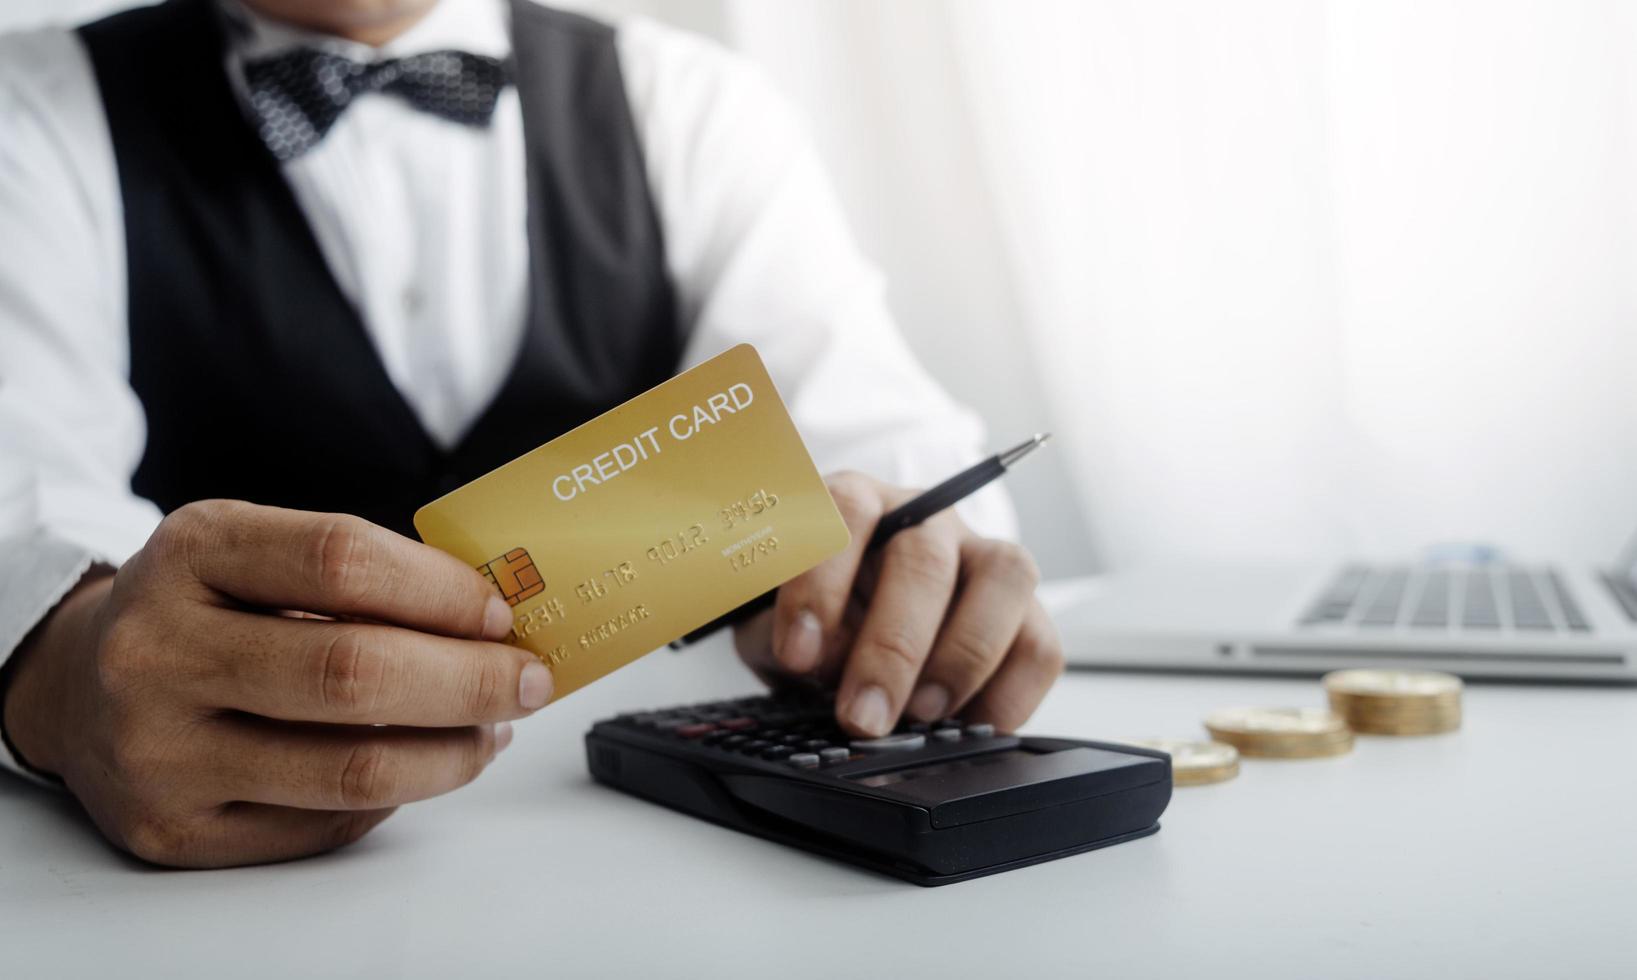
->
[1298,565,1591,633]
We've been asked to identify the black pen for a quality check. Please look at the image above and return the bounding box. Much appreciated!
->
[672,433,1052,647]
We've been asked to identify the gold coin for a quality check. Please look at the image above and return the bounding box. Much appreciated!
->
[1117,738,1240,786]
[1328,706,1461,736]
[1323,669,1463,735]
[1205,706,1347,735]
[1342,717,1461,736]
[1327,700,1461,718]
[1323,669,1462,698]
[1203,707,1355,758]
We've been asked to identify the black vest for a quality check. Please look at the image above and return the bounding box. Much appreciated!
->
[78,0,680,537]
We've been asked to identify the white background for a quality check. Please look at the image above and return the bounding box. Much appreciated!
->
[8,0,1635,578]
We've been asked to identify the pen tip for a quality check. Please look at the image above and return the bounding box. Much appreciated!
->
[999,433,1052,468]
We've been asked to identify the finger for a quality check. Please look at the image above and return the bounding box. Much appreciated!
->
[185,605,554,725]
[734,608,833,696]
[217,718,510,811]
[834,516,962,737]
[962,599,1066,733]
[905,539,1040,723]
[150,500,514,640]
[768,473,888,675]
[124,805,398,869]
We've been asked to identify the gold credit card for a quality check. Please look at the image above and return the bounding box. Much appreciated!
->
[414,344,851,699]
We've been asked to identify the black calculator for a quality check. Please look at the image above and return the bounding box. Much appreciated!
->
[585,693,1172,885]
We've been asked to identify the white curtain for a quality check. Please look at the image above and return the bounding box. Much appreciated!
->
[723,0,1637,572]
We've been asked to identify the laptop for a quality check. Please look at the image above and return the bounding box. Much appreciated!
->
[1045,540,1637,681]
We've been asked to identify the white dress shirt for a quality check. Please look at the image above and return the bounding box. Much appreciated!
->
[0,0,1013,781]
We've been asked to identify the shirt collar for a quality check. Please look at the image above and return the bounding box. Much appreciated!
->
[217,0,511,63]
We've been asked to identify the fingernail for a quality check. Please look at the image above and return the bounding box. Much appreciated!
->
[843,684,891,736]
[494,722,514,754]
[908,683,950,723]
[483,595,514,640]
[518,661,554,710]
[778,610,823,673]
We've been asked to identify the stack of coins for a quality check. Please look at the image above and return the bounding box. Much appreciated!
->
[1203,707,1354,758]
[1118,738,1240,786]
[1323,669,1463,735]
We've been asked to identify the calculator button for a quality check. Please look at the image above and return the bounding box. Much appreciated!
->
[787,753,821,769]
[819,747,851,765]
[720,735,750,749]
[800,739,830,751]
[905,722,931,734]
[739,739,773,754]
[676,723,716,739]
[964,723,995,738]
[931,728,962,743]
[761,746,794,760]
[850,733,927,753]
[719,717,758,732]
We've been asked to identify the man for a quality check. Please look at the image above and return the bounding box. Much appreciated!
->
[0,0,1062,868]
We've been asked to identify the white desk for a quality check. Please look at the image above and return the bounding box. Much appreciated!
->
[2,638,1633,979]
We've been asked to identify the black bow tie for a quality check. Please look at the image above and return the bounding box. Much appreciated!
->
[243,48,511,161]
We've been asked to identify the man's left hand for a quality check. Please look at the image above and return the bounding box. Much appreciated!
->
[734,471,1064,736]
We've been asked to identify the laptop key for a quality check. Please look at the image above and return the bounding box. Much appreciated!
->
[1298,565,1369,624]
[1410,570,1452,628]
[1507,570,1554,630]
[1460,568,1501,629]
[1599,571,1637,623]
[1358,569,1408,627]
[1547,570,1590,632]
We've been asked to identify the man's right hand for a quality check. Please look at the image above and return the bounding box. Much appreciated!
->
[0,500,554,868]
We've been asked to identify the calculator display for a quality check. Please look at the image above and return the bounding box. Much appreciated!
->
[849,749,1040,788]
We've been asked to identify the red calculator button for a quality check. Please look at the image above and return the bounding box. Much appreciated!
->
[719,717,758,731]
[677,723,717,738]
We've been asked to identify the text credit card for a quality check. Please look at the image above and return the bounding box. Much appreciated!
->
[414,344,851,699]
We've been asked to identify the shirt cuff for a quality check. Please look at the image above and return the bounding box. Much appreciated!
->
[0,531,101,787]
